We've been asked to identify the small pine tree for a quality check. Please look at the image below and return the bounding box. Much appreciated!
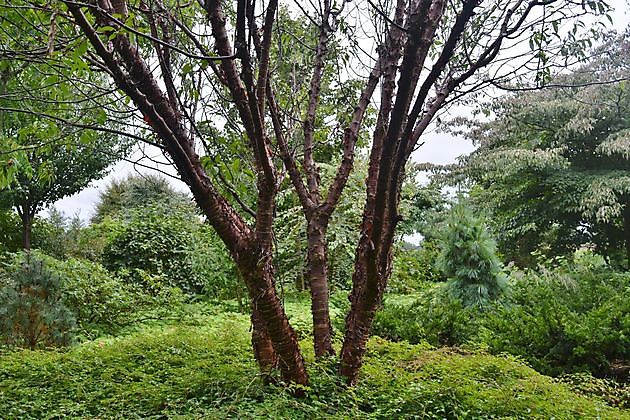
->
[437,204,507,308]
[0,254,75,349]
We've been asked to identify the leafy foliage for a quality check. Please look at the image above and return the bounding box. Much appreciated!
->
[92,174,194,223]
[389,242,445,293]
[0,254,75,349]
[373,255,630,379]
[0,308,623,418]
[102,207,237,297]
[448,34,630,266]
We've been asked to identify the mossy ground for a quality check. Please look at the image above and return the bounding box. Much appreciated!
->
[0,305,627,419]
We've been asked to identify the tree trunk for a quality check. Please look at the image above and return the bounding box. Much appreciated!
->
[339,226,393,385]
[306,215,335,357]
[251,307,278,376]
[238,247,308,386]
[21,212,32,250]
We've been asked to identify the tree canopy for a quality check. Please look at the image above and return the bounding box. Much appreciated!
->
[449,33,630,267]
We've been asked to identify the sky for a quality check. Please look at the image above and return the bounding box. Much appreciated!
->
[50,0,629,221]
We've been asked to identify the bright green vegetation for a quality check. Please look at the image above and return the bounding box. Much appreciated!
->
[0,305,626,419]
[373,256,630,381]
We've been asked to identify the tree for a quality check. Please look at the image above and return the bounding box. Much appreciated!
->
[92,174,194,222]
[437,203,507,308]
[0,138,126,249]
[448,33,630,267]
[0,49,128,249]
[0,0,613,386]
[337,1,613,384]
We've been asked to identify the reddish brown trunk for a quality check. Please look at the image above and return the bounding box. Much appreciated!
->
[251,307,278,376]
[239,248,308,386]
[306,215,335,357]
[339,214,396,385]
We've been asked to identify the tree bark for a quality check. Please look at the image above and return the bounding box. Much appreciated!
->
[20,209,32,250]
[238,246,308,386]
[251,306,278,376]
[306,213,335,357]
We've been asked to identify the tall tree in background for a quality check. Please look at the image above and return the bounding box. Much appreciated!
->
[0,0,614,386]
[446,33,630,267]
[0,62,127,249]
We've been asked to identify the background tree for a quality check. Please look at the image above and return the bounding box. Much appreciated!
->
[92,174,194,223]
[0,52,128,249]
[447,33,630,267]
[436,203,507,308]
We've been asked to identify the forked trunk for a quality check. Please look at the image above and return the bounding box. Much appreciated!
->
[306,216,335,357]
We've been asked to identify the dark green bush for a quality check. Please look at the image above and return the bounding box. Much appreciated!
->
[374,259,630,379]
[484,265,630,377]
[45,257,155,338]
[101,207,238,297]
[2,251,185,340]
[372,288,482,346]
[0,254,75,349]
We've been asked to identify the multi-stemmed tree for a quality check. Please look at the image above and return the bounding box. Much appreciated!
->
[0,0,613,386]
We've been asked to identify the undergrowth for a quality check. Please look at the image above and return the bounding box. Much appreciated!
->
[0,306,626,419]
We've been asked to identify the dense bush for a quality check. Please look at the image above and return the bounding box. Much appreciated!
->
[1,251,186,340]
[485,264,630,378]
[388,242,444,293]
[44,256,166,338]
[372,288,481,347]
[101,208,237,297]
[0,254,75,349]
[372,258,630,379]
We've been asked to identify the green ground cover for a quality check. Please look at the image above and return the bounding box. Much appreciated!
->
[0,305,626,419]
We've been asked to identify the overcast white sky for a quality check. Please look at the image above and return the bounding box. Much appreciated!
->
[50,0,630,221]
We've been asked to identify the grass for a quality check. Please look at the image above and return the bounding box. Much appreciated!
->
[0,304,627,419]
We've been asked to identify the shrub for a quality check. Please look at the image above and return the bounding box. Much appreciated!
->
[102,208,238,297]
[45,257,148,338]
[372,288,482,347]
[389,242,444,293]
[102,209,203,295]
[373,257,629,379]
[0,254,75,349]
[437,204,507,308]
[484,265,630,377]
[2,251,185,340]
